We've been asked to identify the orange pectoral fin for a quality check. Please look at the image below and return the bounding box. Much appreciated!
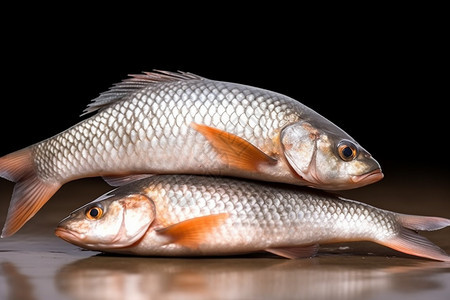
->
[191,123,277,172]
[156,213,229,249]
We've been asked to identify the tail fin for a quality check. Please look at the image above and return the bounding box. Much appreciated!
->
[0,148,60,238]
[377,214,450,262]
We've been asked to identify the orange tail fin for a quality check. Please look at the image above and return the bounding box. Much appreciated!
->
[0,148,60,238]
[377,214,450,262]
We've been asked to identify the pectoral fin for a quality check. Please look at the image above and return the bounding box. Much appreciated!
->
[156,213,229,249]
[191,123,277,172]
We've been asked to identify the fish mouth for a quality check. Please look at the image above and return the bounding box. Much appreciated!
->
[55,227,82,244]
[351,169,384,185]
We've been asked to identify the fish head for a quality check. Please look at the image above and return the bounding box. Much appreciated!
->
[55,191,155,250]
[281,121,383,190]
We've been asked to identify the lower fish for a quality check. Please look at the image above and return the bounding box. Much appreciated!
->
[55,175,450,261]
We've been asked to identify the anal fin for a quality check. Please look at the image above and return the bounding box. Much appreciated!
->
[266,244,320,259]
[191,123,277,172]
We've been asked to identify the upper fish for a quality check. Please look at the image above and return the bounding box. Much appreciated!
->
[55,175,450,262]
[0,70,382,237]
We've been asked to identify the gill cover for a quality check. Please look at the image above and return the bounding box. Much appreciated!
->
[112,194,155,247]
[280,122,319,183]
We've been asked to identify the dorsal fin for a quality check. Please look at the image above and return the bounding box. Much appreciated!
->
[81,70,204,116]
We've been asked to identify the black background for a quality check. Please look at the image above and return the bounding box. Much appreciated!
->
[1,8,448,180]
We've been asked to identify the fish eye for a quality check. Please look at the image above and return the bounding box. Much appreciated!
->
[85,206,104,220]
[337,140,358,162]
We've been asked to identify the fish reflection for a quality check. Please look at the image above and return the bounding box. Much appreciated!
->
[1,262,35,300]
[55,253,450,300]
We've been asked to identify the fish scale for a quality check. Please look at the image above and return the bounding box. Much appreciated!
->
[1,70,383,237]
[55,175,450,261]
[143,176,384,244]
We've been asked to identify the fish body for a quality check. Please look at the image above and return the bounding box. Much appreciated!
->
[0,71,382,237]
[55,175,450,261]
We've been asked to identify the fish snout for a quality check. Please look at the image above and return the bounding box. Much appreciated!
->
[351,169,384,185]
[55,227,83,244]
[349,147,384,186]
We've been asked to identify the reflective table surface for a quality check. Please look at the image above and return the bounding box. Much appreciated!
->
[1,168,449,300]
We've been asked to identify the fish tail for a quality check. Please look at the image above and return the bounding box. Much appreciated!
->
[377,214,450,262]
[396,214,450,231]
[0,148,60,238]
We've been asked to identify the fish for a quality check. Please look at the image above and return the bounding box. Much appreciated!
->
[0,70,383,237]
[55,175,450,262]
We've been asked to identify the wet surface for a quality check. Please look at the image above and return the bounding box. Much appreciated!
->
[1,169,449,300]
